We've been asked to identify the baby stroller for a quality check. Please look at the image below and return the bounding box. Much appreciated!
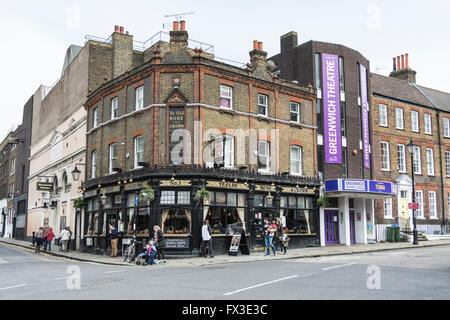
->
[135,253,148,266]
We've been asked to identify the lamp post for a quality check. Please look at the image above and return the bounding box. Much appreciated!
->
[71,163,85,182]
[406,138,419,245]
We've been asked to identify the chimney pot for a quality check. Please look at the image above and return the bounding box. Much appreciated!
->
[258,42,263,51]
[114,25,119,32]
[119,26,124,34]
[173,21,179,31]
[406,53,409,69]
[401,55,405,70]
[393,57,396,71]
[180,20,186,31]
[397,56,401,71]
[253,40,258,50]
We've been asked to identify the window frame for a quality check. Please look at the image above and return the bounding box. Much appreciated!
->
[416,190,424,218]
[378,103,388,127]
[429,191,437,218]
[384,198,393,218]
[223,135,234,168]
[258,140,270,173]
[134,135,144,169]
[424,113,432,135]
[445,151,450,177]
[397,144,406,173]
[91,150,97,179]
[395,107,404,130]
[411,110,419,132]
[413,146,422,174]
[219,85,233,109]
[426,148,435,176]
[257,94,268,117]
[380,141,390,171]
[135,86,144,110]
[111,97,119,120]
[93,108,98,128]
[290,145,302,176]
[109,143,118,174]
[444,118,450,138]
[290,101,300,123]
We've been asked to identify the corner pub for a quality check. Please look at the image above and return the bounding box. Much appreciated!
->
[80,22,321,256]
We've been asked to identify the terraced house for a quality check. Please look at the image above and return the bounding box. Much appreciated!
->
[82,22,320,256]
[371,55,450,240]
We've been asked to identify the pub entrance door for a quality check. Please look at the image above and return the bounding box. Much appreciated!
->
[324,210,339,244]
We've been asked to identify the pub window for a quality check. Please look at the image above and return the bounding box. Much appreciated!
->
[177,191,190,204]
[161,191,176,204]
[126,193,136,235]
[280,195,316,234]
[205,191,246,234]
[161,208,192,234]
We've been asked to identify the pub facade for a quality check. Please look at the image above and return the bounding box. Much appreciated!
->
[80,21,320,255]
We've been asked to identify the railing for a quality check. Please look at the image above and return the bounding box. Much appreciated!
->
[214,56,246,69]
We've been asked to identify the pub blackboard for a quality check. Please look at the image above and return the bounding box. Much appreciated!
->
[165,238,190,249]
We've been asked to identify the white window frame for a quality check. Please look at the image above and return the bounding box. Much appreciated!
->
[223,135,234,168]
[411,110,419,132]
[397,144,406,173]
[416,190,424,218]
[258,140,270,173]
[290,102,300,123]
[111,97,118,120]
[413,146,422,174]
[91,150,97,179]
[426,148,435,176]
[220,85,233,109]
[395,107,404,130]
[424,113,432,135]
[9,182,14,197]
[290,146,302,176]
[10,157,15,175]
[135,86,144,110]
[446,151,450,177]
[257,94,268,117]
[134,136,144,169]
[93,108,98,128]
[109,143,118,174]
[384,198,393,218]
[380,141,390,171]
[429,191,437,219]
[379,104,388,127]
[444,118,450,138]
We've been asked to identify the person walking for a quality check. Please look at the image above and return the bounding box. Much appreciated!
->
[35,227,44,253]
[66,226,73,252]
[153,225,166,264]
[42,227,55,251]
[108,225,119,257]
[279,226,289,254]
[263,218,277,256]
[200,219,214,258]
[60,227,70,252]
[42,224,49,250]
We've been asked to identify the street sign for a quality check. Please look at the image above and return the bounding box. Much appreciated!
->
[36,182,54,192]
[408,203,419,210]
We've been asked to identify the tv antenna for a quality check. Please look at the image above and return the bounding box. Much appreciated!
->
[163,12,195,29]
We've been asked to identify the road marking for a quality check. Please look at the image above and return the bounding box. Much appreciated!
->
[322,262,356,271]
[103,270,125,274]
[0,258,8,264]
[0,284,26,290]
[54,277,70,280]
[223,275,298,296]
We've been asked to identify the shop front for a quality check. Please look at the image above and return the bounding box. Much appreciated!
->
[322,179,397,246]
[80,166,321,256]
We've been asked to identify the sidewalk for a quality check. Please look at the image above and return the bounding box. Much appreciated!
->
[1,237,450,268]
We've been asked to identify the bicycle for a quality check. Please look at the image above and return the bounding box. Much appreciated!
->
[123,235,141,263]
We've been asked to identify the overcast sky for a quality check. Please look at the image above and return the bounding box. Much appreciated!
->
[1,0,449,140]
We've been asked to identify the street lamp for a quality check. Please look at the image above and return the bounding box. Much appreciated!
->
[71,163,85,181]
[406,138,419,245]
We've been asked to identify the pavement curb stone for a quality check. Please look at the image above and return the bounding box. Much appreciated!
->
[1,238,449,268]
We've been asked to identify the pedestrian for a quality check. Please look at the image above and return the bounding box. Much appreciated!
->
[108,225,119,257]
[153,225,166,264]
[60,227,70,252]
[272,219,280,251]
[42,224,49,250]
[35,227,44,253]
[279,226,289,254]
[200,219,214,258]
[263,218,277,256]
[67,226,73,252]
[147,240,157,266]
[42,227,55,251]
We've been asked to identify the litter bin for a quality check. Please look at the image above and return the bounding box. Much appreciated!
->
[386,226,394,242]
[394,227,400,242]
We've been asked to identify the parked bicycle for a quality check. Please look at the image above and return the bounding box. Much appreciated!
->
[123,235,141,263]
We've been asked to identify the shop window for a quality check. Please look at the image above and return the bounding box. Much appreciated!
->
[161,208,191,234]
[93,213,99,234]
[254,194,264,207]
[227,193,237,206]
[280,196,316,234]
[238,194,247,207]
[215,192,226,205]
[136,207,150,236]
[177,191,190,204]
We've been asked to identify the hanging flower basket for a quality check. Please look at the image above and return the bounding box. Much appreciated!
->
[316,196,329,208]
[139,186,155,201]
[194,188,211,206]
[73,197,85,210]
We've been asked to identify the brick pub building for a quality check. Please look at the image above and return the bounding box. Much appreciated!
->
[270,32,397,246]
[81,22,321,256]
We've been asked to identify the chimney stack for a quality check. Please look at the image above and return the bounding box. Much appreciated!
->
[249,40,268,70]
[112,25,133,78]
[390,53,416,83]
[169,20,188,48]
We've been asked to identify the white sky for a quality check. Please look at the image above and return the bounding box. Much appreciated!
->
[1,0,449,140]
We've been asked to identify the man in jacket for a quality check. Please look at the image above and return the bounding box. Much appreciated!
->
[43,227,55,251]
[200,219,214,258]
[108,225,119,257]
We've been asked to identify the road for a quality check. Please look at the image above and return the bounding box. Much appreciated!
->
[0,243,449,300]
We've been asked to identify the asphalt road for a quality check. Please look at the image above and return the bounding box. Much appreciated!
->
[0,243,449,300]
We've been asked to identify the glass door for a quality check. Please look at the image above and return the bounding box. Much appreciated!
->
[325,210,339,244]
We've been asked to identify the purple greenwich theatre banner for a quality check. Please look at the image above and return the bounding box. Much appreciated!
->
[360,65,370,169]
[322,53,341,164]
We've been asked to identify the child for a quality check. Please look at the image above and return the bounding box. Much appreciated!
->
[147,240,157,266]
[35,227,44,253]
